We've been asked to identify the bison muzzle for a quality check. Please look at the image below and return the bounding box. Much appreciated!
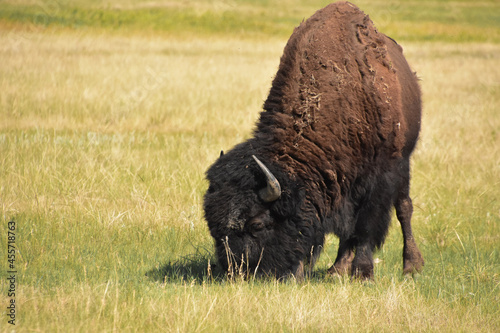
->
[204,1,424,280]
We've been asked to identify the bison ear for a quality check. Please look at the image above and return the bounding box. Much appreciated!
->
[252,155,282,202]
[220,150,224,157]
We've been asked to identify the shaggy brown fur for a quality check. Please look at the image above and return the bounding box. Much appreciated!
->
[260,2,407,203]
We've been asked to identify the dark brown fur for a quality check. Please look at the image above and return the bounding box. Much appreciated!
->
[260,2,408,197]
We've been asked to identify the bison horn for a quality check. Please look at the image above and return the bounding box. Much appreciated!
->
[252,155,281,202]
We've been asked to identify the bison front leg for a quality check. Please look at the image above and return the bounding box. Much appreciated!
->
[351,243,375,280]
[348,176,395,280]
[327,238,355,275]
[293,260,305,282]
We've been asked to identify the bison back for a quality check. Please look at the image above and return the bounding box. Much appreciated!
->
[257,1,410,205]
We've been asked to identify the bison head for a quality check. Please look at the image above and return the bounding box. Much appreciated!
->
[204,150,312,279]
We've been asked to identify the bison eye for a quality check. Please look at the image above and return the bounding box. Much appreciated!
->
[247,211,271,236]
[248,220,265,235]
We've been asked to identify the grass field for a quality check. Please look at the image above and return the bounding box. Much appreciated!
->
[1,0,499,331]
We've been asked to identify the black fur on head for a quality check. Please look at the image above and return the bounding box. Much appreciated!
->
[204,142,323,279]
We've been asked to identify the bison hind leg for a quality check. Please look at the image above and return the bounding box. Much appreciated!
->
[395,162,424,274]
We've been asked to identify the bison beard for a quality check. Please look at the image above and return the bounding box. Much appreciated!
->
[204,1,424,280]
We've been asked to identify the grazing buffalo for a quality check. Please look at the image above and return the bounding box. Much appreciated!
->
[204,1,424,280]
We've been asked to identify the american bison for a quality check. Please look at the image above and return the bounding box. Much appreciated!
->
[204,1,424,280]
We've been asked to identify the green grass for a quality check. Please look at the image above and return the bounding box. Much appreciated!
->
[1,1,500,331]
[1,0,499,42]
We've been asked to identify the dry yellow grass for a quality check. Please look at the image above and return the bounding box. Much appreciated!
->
[0,23,499,332]
[1,30,281,134]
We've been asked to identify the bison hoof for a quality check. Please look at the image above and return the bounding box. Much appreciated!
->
[403,256,424,275]
[351,258,374,280]
[403,243,424,275]
[327,263,351,276]
[327,251,355,276]
[351,267,374,280]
